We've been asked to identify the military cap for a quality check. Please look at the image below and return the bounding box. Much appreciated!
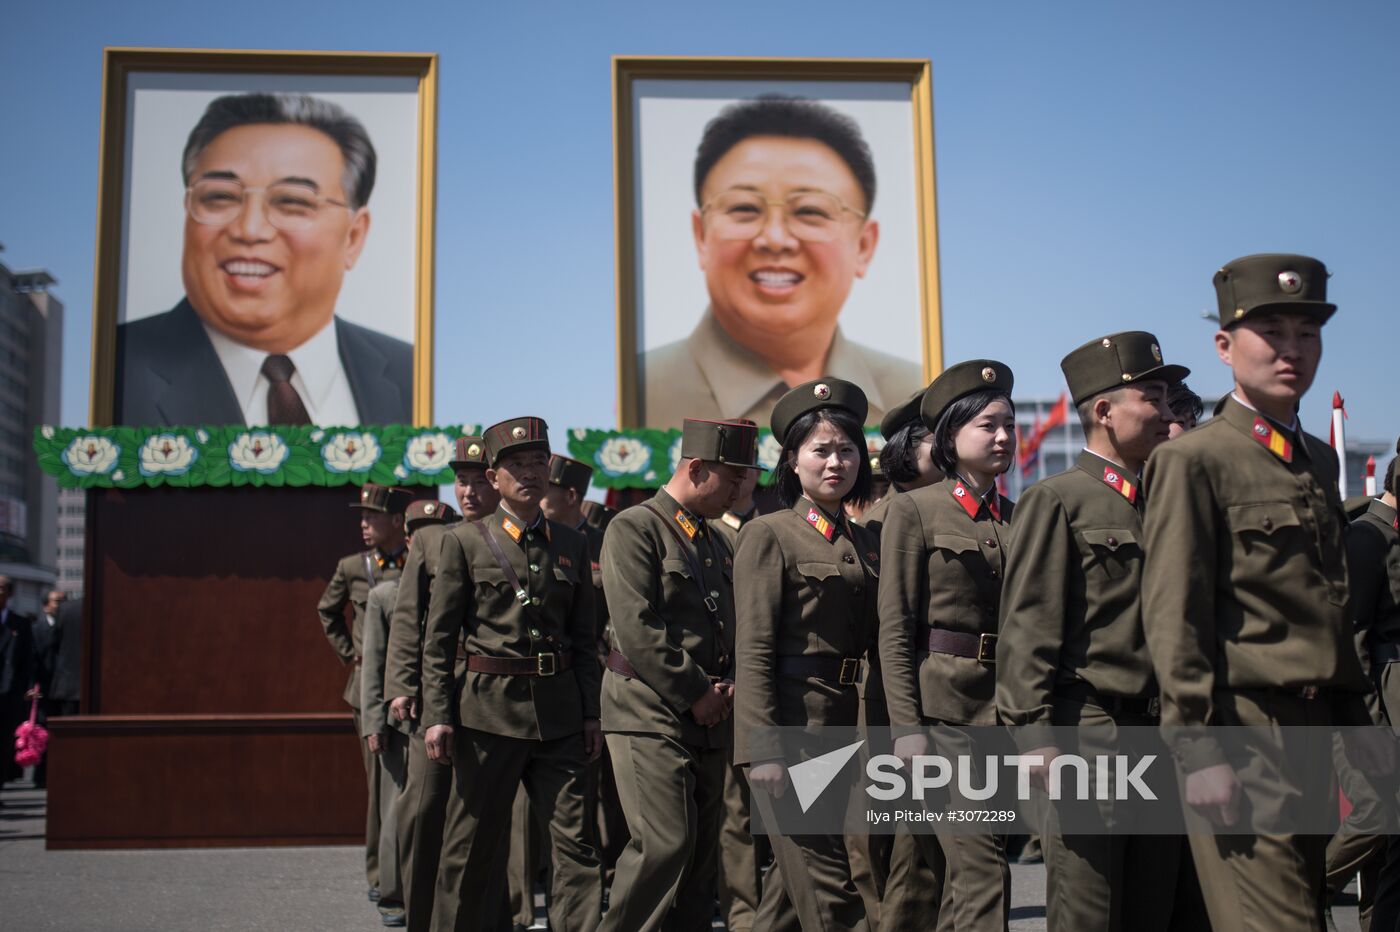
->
[406,499,458,533]
[681,418,762,468]
[352,483,412,514]
[482,417,549,467]
[448,435,488,471]
[1214,253,1335,327]
[1060,331,1190,406]
[920,360,1013,429]
[879,387,926,440]
[548,454,595,497]
[770,378,869,444]
[580,499,616,532]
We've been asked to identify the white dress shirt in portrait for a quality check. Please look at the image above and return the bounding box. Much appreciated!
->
[203,319,361,426]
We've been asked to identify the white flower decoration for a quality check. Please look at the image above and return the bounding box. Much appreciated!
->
[112,469,125,482]
[403,432,453,473]
[394,464,409,480]
[310,429,325,443]
[196,429,210,443]
[668,436,684,475]
[138,433,198,476]
[757,434,782,471]
[61,436,120,475]
[41,425,54,439]
[595,436,651,477]
[322,432,381,474]
[229,431,290,474]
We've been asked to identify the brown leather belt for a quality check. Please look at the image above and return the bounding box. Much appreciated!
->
[466,652,573,677]
[607,649,726,684]
[776,656,863,686]
[919,627,997,664]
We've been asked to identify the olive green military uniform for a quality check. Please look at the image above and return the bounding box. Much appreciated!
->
[711,507,772,932]
[318,484,409,897]
[996,332,1186,932]
[364,577,410,924]
[600,482,741,929]
[1333,496,1400,930]
[735,498,880,931]
[421,418,602,932]
[1142,256,1373,932]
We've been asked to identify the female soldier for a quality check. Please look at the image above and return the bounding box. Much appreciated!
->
[734,378,879,932]
[878,360,1017,932]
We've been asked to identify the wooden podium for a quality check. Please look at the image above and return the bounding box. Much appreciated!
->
[47,485,371,849]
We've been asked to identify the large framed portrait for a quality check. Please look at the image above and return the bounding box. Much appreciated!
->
[89,48,437,428]
[613,56,942,429]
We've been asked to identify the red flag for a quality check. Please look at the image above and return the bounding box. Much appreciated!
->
[1019,392,1068,479]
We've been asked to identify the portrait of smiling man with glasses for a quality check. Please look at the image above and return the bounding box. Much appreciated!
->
[115,92,413,427]
[640,95,924,429]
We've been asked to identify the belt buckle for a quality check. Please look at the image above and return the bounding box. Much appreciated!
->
[1298,685,1318,700]
[838,658,861,686]
[515,588,531,606]
[536,652,557,677]
[977,633,998,664]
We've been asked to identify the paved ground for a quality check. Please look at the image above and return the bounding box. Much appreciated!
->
[0,779,1362,931]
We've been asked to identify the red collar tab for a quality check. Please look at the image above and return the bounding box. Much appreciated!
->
[1250,417,1294,463]
[952,480,1000,520]
[1101,465,1138,504]
[805,507,835,541]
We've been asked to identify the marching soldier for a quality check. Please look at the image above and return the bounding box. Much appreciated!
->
[736,379,879,931]
[383,437,505,932]
[1142,254,1376,931]
[364,498,458,928]
[879,360,1018,932]
[600,418,760,930]
[711,465,771,932]
[421,417,603,932]
[997,331,1188,931]
[318,482,411,906]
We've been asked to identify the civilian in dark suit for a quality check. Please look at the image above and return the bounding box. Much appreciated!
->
[112,92,413,427]
[0,576,36,790]
[30,589,67,788]
[48,596,82,718]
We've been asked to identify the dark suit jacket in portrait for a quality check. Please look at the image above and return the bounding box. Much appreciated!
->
[114,299,414,426]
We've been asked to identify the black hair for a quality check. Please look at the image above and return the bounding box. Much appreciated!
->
[693,96,876,212]
[1166,381,1204,426]
[879,421,931,487]
[1388,451,1398,496]
[774,408,873,509]
[929,390,1016,476]
[182,93,377,209]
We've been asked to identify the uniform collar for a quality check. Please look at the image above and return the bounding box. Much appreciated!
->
[654,487,705,541]
[1076,449,1140,505]
[687,307,889,421]
[372,546,406,570]
[1218,395,1298,464]
[1368,497,1398,531]
[794,496,845,543]
[496,504,547,544]
[949,474,1002,521]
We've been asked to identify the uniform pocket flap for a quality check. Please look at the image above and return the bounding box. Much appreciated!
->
[1081,528,1138,551]
[473,566,511,586]
[931,534,981,554]
[796,561,842,580]
[661,557,694,579]
[553,564,578,584]
[1226,502,1301,535]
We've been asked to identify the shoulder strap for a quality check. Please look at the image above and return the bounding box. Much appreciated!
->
[471,520,531,607]
[362,552,378,587]
[643,501,720,619]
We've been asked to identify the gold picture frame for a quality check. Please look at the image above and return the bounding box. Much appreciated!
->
[612,55,942,429]
[88,47,438,427]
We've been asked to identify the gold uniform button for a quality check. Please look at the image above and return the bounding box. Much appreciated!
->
[1106,537,1118,547]
[529,628,540,637]
[843,554,856,564]
[984,539,998,549]
[531,597,541,606]
[709,590,720,599]
[1261,518,1273,531]
[529,564,540,573]
[704,558,713,567]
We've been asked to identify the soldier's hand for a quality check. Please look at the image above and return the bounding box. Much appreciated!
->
[583,718,604,762]
[425,724,454,764]
[367,733,383,755]
[1184,763,1241,826]
[691,686,730,726]
[892,733,929,768]
[749,761,789,798]
[1022,746,1062,792]
[389,697,415,722]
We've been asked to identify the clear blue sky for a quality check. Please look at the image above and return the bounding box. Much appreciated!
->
[4,0,1397,442]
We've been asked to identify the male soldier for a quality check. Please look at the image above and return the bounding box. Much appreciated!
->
[997,331,1188,931]
[711,464,771,932]
[1333,450,1400,930]
[599,417,759,931]
[383,437,505,932]
[1142,254,1378,931]
[365,499,458,928]
[318,482,411,904]
[422,418,602,932]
